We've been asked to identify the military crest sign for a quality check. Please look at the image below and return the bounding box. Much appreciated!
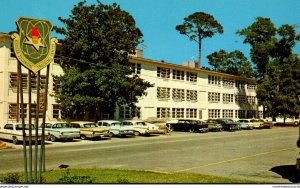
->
[11,17,58,73]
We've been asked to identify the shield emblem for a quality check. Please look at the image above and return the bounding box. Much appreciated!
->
[11,17,57,73]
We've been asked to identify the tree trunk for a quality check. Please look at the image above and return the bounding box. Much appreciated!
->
[198,38,202,68]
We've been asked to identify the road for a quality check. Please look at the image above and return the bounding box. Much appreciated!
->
[0,127,299,183]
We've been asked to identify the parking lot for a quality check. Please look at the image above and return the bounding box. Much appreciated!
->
[0,127,299,183]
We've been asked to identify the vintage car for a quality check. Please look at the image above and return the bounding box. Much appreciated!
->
[44,122,80,142]
[97,120,134,137]
[0,123,44,145]
[237,119,253,130]
[205,119,223,132]
[262,120,275,129]
[214,118,239,131]
[121,120,160,136]
[166,119,209,133]
[70,121,111,140]
[249,119,265,129]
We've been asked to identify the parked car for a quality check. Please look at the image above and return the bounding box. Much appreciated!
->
[121,120,160,136]
[166,119,209,133]
[70,121,111,140]
[205,119,223,132]
[214,118,239,131]
[97,120,134,137]
[237,119,253,130]
[249,119,265,129]
[44,122,80,142]
[262,121,275,129]
[0,123,44,145]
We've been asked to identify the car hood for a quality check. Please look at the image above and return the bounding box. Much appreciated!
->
[80,127,109,132]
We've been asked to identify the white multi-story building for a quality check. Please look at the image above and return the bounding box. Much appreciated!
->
[0,33,262,127]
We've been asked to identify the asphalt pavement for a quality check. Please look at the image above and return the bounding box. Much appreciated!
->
[0,127,299,183]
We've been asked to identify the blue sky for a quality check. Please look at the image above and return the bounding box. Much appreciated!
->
[1,0,300,68]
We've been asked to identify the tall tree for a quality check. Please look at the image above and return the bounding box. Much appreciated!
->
[238,17,300,120]
[207,50,254,77]
[176,12,223,68]
[54,1,152,120]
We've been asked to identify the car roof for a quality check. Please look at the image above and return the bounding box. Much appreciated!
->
[70,121,95,124]
[97,120,121,123]
[122,120,145,123]
[45,121,68,124]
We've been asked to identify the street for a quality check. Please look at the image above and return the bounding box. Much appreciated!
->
[0,127,299,183]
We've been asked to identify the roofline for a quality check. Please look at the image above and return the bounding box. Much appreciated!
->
[130,57,257,82]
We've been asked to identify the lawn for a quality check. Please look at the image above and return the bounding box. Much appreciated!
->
[0,168,264,184]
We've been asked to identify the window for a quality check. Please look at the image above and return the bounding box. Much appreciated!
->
[157,108,170,119]
[235,110,246,119]
[208,109,220,119]
[119,106,141,119]
[208,92,220,103]
[223,93,234,103]
[247,83,256,91]
[247,110,256,118]
[223,109,233,118]
[172,108,184,118]
[53,76,60,93]
[157,87,170,99]
[186,90,197,102]
[223,78,234,88]
[4,124,13,130]
[30,104,43,118]
[235,80,245,89]
[247,96,256,104]
[157,67,170,78]
[9,103,27,119]
[172,69,184,80]
[30,74,46,90]
[186,108,197,118]
[53,104,60,119]
[208,75,221,86]
[172,88,185,101]
[131,63,141,74]
[9,72,28,89]
[235,95,246,103]
[186,72,197,82]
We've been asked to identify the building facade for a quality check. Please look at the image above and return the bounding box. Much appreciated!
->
[0,33,262,127]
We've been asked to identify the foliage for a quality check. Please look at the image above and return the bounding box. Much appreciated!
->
[176,12,223,67]
[0,172,21,183]
[54,0,153,120]
[238,17,300,119]
[58,169,93,183]
[207,50,254,77]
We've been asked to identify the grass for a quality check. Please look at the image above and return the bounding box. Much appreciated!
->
[0,168,264,184]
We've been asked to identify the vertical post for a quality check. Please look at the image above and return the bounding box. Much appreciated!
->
[39,65,50,179]
[28,70,33,182]
[34,71,40,183]
[18,62,28,183]
[16,69,20,123]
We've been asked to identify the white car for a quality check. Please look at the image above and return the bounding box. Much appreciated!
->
[237,119,253,130]
[121,120,160,136]
[97,120,135,137]
[0,123,44,144]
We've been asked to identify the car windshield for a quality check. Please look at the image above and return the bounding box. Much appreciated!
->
[112,123,121,126]
[16,124,35,130]
[84,124,96,128]
[136,122,146,126]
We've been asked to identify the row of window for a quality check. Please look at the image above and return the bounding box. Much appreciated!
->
[157,108,199,119]
[208,75,256,90]
[208,92,256,104]
[8,103,61,120]
[208,109,262,119]
[157,67,197,82]
[157,87,198,101]
[9,72,60,93]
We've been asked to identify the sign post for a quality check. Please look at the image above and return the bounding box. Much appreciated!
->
[11,17,57,183]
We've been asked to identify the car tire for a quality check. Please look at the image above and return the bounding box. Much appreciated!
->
[134,131,140,136]
[12,136,18,145]
[50,135,57,142]
[188,128,194,133]
[80,135,87,140]
[297,139,300,148]
[168,125,173,132]
[109,132,114,138]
